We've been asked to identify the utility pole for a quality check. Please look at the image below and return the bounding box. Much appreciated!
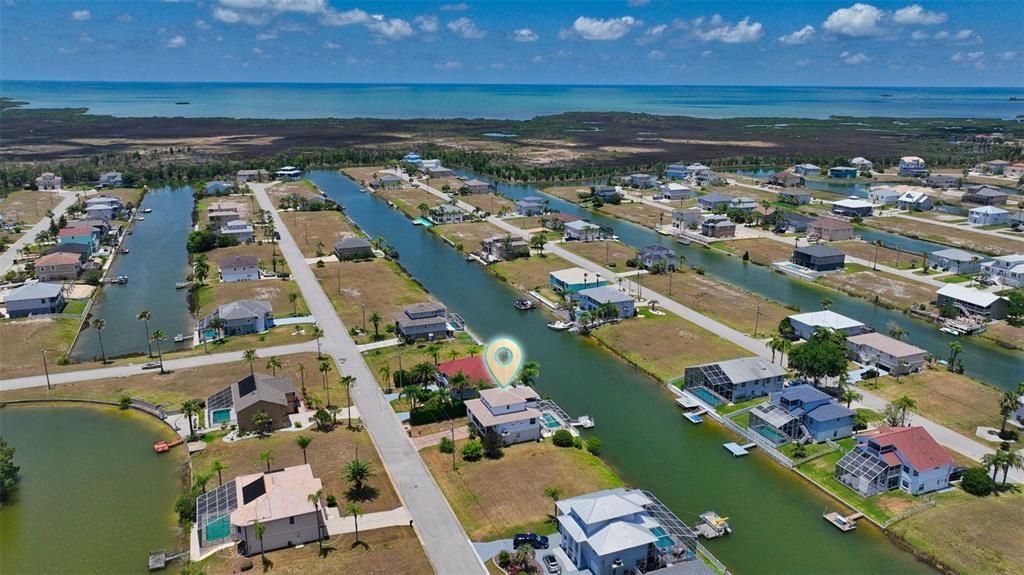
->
[42,350,52,394]
[754,304,761,338]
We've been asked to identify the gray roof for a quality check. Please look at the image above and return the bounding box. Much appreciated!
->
[233,373,296,412]
[565,220,600,231]
[218,299,272,321]
[46,243,91,255]
[929,248,981,261]
[577,285,632,304]
[6,282,63,301]
[219,255,259,269]
[783,213,815,224]
[795,245,845,258]
[433,204,464,214]
[700,192,733,204]
[334,237,372,250]
[966,186,1007,197]
[640,244,675,257]
[715,357,787,383]
[405,302,445,315]
[776,384,830,404]
[805,402,855,422]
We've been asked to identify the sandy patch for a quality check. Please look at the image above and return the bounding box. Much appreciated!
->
[658,138,778,148]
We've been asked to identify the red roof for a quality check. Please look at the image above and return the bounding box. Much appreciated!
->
[59,227,93,236]
[863,426,953,470]
[437,356,493,385]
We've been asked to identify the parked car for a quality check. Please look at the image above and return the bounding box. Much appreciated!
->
[142,362,161,370]
[542,554,560,573]
[513,533,549,550]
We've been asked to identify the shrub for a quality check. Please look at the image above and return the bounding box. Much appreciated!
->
[961,467,994,496]
[81,270,103,286]
[408,400,467,426]
[117,395,132,410]
[572,436,583,449]
[439,436,455,454]
[326,494,337,507]
[497,549,511,567]
[552,430,574,448]
[997,429,1019,442]
[482,429,504,459]
[461,440,483,462]
[585,437,602,455]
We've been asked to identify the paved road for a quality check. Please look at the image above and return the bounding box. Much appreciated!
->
[251,183,485,574]
[0,341,318,392]
[0,192,79,273]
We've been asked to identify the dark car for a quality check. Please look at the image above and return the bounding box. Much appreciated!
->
[513,533,549,550]
[542,554,561,573]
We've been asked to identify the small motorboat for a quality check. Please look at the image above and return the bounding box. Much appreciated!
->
[142,208,153,213]
[119,248,129,254]
[547,321,572,331]
[175,281,192,289]
[137,216,145,221]
[676,236,692,245]
[514,298,536,310]
[111,275,128,284]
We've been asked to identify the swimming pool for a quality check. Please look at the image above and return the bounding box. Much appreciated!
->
[650,527,674,550]
[211,409,232,425]
[691,388,723,407]
[752,425,788,445]
[540,413,561,429]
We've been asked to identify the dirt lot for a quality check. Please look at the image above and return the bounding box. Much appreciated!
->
[503,216,547,231]
[196,195,253,227]
[267,180,321,207]
[561,240,636,269]
[340,166,388,186]
[542,185,592,203]
[421,439,622,540]
[491,254,574,292]
[719,238,793,266]
[819,269,935,310]
[378,187,446,219]
[981,322,1024,351]
[280,210,360,257]
[832,240,925,269]
[435,221,507,251]
[0,317,80,378]
[595,201,672,229]
[459,193,516,216]
[197,278,308,318]
[864,217,1023,256]
[0,190,62,223]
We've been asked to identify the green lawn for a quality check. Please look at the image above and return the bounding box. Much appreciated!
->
[63,300,88,315]
[939,275,973,284]
[715,396,768,415]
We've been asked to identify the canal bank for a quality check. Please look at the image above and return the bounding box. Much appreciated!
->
[311,170,934,575]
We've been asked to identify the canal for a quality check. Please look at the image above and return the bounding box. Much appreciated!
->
[310,170,934,575]
[72,186,193,361]
[450,169,1023,392]
[0,404,183,574]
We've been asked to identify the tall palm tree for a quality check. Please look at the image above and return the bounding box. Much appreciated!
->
[1000,449,1024,486]
[319,360,333,407]
[340,375,357,428]
[982,452,1003,482]
[368,311,382,340]
[426,343,441,365]
[308,489,325,552]
[410,362,437,385]
[137,310,153,357]
[378,364,391,393]
[344,502,363,543]
[265,355,282,376]
[193,254,209,286]
[296,435,313,464]
[92,319,108,364]
[258,450,275,473]
[254,520,266,562]
[242,348,258,376]
[400,385,424,412]
[298,364,308,396]
[947,341,962,371]
[512,545,534,571]
[820,297,833,310]
[211,460,227,486]
[447,347,459,363]
[768,334,785,364]
[288,291,299,316]
[840,388,862,408]
[999,391,1018,433]
[181,399,205,438]
[311,326,324,359]
[151,330,167,373]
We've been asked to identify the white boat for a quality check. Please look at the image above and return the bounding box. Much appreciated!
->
[137,216,145,221]
[173,334,186,343]
[676,236,691,245]
[142,208,153,213]
[547,321,572,331]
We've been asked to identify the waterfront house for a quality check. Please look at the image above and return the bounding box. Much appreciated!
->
[205,181,233,195]
[1004,162,1024,179]
[427,167,455,179]
[592,185,622,202]
[730,197,759,212]
[927,248,985,274]
[981,254,1024,288]
[794,164,821,176]
[898,156,927,177]
[657,182,694,200]
[791,245,846,272]
[831,199,873,218]
[809,217,854,241]
[846,332,928,376]
[748,384,854,444]
[218,220,255,244]
[480,235,529,261]
[35,172,62,190]
[515,196,546,216]
[787,310,867,341]
[962,185,1008,205]
[275,166,302,180]
[394,302,449,341]
[828,166,859,179]
[436,355,494,390]
[236,169,269,183]
[690,164,719,187]
[206,373,300,432]
[778,212,815,233]
[850,157,874,173]
[896,190,933,211]
[550,267,609,294]
[3,282,65,317]
[202,299,273,336]
[574,286,635,319]
[926,174,960,189]
[556,488,672,575]
[371,174,402,189]
[697,192,733,211]
[868,187,900,205]
[207,203,241,226]
[967,205,1009,226]
[637,244,677,270]
[85,195,123,216]
[465,386,541,446]
[770,171,804,188]
[58,227,97,254]
[219,255,260,282]
[461,179,494,194]
[84,202,117,221]
[33,252,82,281]
[936,284,1009,320]
[98,171,123,188]
[333,237,374,260]
[419,159,441,171]
[672,207,703,229]
[778,189,812,205]
[665,163,689,180]
[627,174,657,189]
[541,213,581,231]
[430,204,466,225]
[700,215,735,238]
[564,220,603,241]
[44,242,91,260]
[835,426,953,497]
[683,357,787,404]
[402,152,422,165]
[981,160,1010,175]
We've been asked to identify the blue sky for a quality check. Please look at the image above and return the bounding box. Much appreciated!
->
[2,1,1022,86]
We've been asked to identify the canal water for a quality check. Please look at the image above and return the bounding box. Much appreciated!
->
[310,170,934,575]
[72,186,193,361]
[449,170,1023,392]
[0,404,182,574]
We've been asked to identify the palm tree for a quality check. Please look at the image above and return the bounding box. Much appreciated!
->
[242,348,258,376]
[543,487,561,517]
[769,334,785,364]
[368,311,382,340]
[1000,449,1024,485]
[254,520,266,563]
[426,343,441,365]
[288,291,299,316]
[468,345,481,357]
[820,297,833,310]
[193,254,209,286]
[319,360,333,407]
[411,362,438,385]
[344,458,375,493]
[400,385,424,412]
[512,544,534,571]
[181,399,205,438]
[137,310,153,357]
[447,347,459,363]
[378,364,392,393]
[251,410,272,436]
[265,355,282,376]
[999,391,1018,433]
[151,330,167,373]
[344,502,363,543]
[982,451,1003,482]
[308,489,325,552]
[311,326,324,359]
[417,203,430,218]
[519,360,541,387]
[211,460,227,486]
[298,364,308,396]
[778,338,793,366]
[530,234,546,256]
[296,435,313,464]
[840,388,862,408]
[947,341,962,371]
[258,450,275,473]
[92,319,108,364]
[449,371,469,400]
[340,375,357,427]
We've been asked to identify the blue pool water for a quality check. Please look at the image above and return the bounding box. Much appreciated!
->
[541,413,561,429]
[691,388,723,407]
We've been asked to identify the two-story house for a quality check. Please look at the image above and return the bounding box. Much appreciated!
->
[791,245,846,272]
[3,282,66,317]
[574,286,635,319]
[394,302,450,341]
[430,204,466,225]
[219,255,260,283]
[748,384,854,444]
[550,267,609,294]
[480,235,529,261]
[464,386,541,445]
[981,254,1024,288]
[787,310,868,341]
[846,332,928,376]
[33,252,83,281]
[218,220,255,244]
[563,220,603,241]
[683,357,787,405]
[896,190,934,211]
[898,156,927,177]
[836,426,953,497]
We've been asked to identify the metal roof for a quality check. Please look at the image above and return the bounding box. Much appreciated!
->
[6,282,63,301]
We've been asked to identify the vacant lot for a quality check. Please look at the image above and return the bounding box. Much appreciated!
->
[819,270,935,310]
[0,190,61,223]
[280,210,360,257]
[833,240,924,270]
[421,440,622,540]
[378,187,446,219]
[864,217,1022,256]
[503,216,547,231]
[267,180,320,207]
[562,239,636,269]
[313,259,428,343]
[196,278,307,318]
[459,193,515,215]
[591,312,748,382]
[542,185,592,203]
[339,166,388,186]
[363,333,481,391]
[596,201,671,229]
[719,238,793,266]
[491,254,574,292]
[982,322,1024,351]
[0,317,81,378]
[208,242,290,276]
[435,221,507,251]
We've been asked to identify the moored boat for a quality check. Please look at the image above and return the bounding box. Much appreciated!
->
[547,320,572,331]
[514,298,536,310]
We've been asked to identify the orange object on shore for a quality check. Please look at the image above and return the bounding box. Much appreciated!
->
[153,438,184,453]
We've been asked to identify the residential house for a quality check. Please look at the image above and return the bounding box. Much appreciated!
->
[898,156,927,177]
[206,373,300,432]
[480,235,529,261]
[98,171,123,188]
[962,185,1008,205]
[592,185,622,202]
[541,213,581,231]
[563,220,602,241]
[35,172,62,190]
[637,244,677,270]
[627,174,657,189]
[700,215,735,238]
[794,164,821,176]
[401,152,422,165]
[828,166,859,179]
[770,171,804,188]
[84,202,117,221]
[748,385,854,444]
[1004,162,1024,179]
[778,212,815,233]
[809,217,854,241]
[730,197,759,212]
[436,356,494,391]
[665,163,690,180]
[927,248,985,274]
[850,157,874,173]
[967,205,1009,226]
[85,195,123,214]
[371,174,403,189]
[689,163,719,187]
[936,284,1009,320]
[333,237,373,260]
[657,182,694,200]
[515,196,546,216]
[897,190,934,211]
[58,227,97,254]
[672,207,703,229]
[683,357,787,404]
[461,179,493,194]
[550,267,609,294]
[427,167,455,179]
[791,245,846,272]
[778,189,811,205]
[787,310,868,340]
[394,302,450,341]
[981,254,1024,288]
[926,174,960,189]
[275,166,302,180]
[201,299,274,336]
[218,255,260,283]
[419,159,442,171]
[981,160,1010,175]
[1012,211,1024,228]
[44,242,91,260]
[868,187,900,205]
[574,286,635,319]
[697,192,733,211]
[465,386,541,445]
[33,252,82,281]
[831,199,873,218]
[3,282,65,317]
[207,203,241,226]
[430,204,466,225]
[235,169,269,183]
[846,332,928,376]
[205,181,233,195]
[835,426,953,497]
[218,220,255,244]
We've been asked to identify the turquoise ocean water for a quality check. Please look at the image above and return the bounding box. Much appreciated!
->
[2,81,1021,120]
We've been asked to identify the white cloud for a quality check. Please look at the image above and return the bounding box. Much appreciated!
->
[116,13,133,23]
[71,9,91,20]
[256,31,278,40]
[910,30,929,41]
[892,4,946,25]
[636,23,666,44]
[700,49,713,58]
[823,3,885,38]
[323,40,341,49]
[565,16,641,41]
[778,25,815,45]
[696,16,763,43]
[218,0,326,14]
[78,32,94,43]
[840,50,870,64]
[513,28,538,42]
[166,35,187,48]
[448,17,486,39]
[647,49,664,60]
[997,51,1018,61]
[951,50,984,67]
[440,3,469,11]
[252,46,264,54]
[366,15,413,40]
[434,60,462,70]
[627,0,650,5]
[212,8,267,24]
[415,15,439,33]
[532,55,545,63]
[194,19,211,29]
[951,28,982,45]
[321,8,369,26]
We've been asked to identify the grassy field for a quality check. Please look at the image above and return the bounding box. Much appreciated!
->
[832,240,924,270]
[491,254,574,292]
[196,278,308,318]
[267,180,320,207]
[818,269,935,310]
[208,242,291,276]
[95,187,143,207]
[590,311,749,382]
[561,239,636,269]
[863,217,1022,256]
[503,216,547,231]
[888,490,1024,575]
[0,317,81,378]
[0,190,61,223]
[279,210,360,257]
[340,166,387,186]
[541,185,592,203]
[421,439,623,540]
[718,238,793,266]
[459,193,515,215]
[981,322,1024,351]
[435,221,507,251]
[595,201,672,229]
[378,187,446,219]
[362,333,480,391]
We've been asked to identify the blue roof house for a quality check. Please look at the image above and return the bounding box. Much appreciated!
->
[573,286,635,319]
[4,282,66,317]
[828,166,859,179]
[748,384,854,444]
[697,192,733,211]
[206,181,233,195]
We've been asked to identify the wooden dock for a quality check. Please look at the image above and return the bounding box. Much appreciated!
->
[723,442,757,456]
[823,511,863,532]
[148,549,187,571]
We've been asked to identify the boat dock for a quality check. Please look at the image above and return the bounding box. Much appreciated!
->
[723,442,757,456]
[148,549,187,571]
[683,409,706,424]
[824,511,863,532]
[694,511,731,539]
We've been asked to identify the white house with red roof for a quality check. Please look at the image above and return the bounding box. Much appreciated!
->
[835,426,953,497]
[464,386,541,446]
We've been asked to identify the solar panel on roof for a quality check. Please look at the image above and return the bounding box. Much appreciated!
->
[237,376,256,397]
[241,477,266,504]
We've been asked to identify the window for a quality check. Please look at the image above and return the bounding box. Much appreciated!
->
[529,418,536,424]
[289,517,295,525]
[901,480,909,489]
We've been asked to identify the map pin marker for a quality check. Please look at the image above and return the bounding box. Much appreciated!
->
[484,337,524,389]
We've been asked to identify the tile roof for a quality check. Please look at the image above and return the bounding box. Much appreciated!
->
[863,426,953,470]
[811,217,852,230]
[59,227,93,236]
[230,465,322,526]
[438,356,493,385]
